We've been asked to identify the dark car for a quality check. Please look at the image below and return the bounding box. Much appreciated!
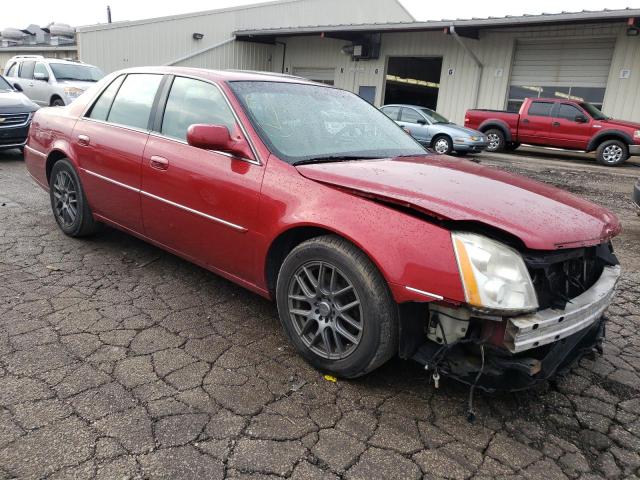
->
[0,74,39,151]
[634,178,640,214]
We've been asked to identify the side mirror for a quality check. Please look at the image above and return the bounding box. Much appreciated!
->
[34,72,49,82]
[417,119,427,125]
[186,124,253,160]
[575,115,588,123]
[13,83,23,92]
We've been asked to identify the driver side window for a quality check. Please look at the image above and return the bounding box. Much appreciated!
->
[161,77,237,141]
[400,108,424,124]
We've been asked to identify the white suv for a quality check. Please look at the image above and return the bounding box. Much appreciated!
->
[3,56,104,107]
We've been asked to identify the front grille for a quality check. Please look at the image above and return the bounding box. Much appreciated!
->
[0,113,30,127]
[523,243,617,310]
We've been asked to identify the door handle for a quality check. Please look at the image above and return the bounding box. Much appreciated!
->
[552,121,561,127]
[150,155,169,171]
[77,134,90,146]
[522,118,530,124]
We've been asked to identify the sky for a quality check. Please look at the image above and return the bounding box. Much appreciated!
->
[0,0,638,30]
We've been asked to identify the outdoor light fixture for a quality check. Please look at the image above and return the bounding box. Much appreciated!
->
[193,32,204,40]
[628,18,639,36]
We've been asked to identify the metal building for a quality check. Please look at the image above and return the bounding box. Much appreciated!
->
[76,0,414,73]
[76,2,640,124]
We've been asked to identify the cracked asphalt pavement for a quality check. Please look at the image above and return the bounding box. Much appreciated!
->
[1,148,639,479]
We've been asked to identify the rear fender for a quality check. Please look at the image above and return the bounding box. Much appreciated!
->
[478,119,513,143]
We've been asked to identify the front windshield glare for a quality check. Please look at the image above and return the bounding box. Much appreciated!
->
[229,81,427,164]
[50,64,104,82]
[421,108,449,124]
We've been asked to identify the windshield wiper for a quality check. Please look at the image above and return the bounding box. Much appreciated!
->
[293,155,381,166]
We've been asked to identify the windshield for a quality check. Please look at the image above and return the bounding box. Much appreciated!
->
[579,102,609,121]
[0,76,12,91]
[50,63,104,82]
[420,108,450,124]
[228,81,426,164]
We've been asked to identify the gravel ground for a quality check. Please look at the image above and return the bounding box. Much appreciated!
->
[0,147,639,480]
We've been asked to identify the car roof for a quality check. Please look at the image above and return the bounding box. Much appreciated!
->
[9,57,86,65]
[382,104,432,111]
[110,66,319,85]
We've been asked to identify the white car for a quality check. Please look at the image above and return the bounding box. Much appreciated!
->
[3,56,104,107]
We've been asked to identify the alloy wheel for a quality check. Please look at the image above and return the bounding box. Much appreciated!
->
[487,133,500,151]
[287,260,363,360]
[52,171,78,228]
[602,144,623,164]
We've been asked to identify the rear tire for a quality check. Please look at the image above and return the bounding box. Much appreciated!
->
[276,235,398,378]
[596,139,628,166]
[485,129,506,152]
[49,159,100,237]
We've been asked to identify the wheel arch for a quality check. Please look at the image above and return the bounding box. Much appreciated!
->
[586,130,633,152]
[264,224,389,300]
[45,149,70,183]
[50,94,64,106]
[478,120,512,143]
[430,133,452,148]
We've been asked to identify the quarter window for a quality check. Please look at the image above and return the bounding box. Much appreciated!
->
[527,102,553,117]
[5,62,18,77]
[88,75,126,121]
[557,104,583,121]
[107,74,163,130]
[19,61,35,79]
[161,77,236,141]
[400,108,424,124]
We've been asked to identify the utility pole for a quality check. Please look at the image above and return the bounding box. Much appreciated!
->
[107,6,112,23]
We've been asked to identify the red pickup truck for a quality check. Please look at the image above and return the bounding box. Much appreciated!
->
[465,98,640,166]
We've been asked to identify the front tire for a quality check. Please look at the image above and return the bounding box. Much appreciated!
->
[596,140,628,166]
[432,135,453,155]
[276,235,398,378]
[49,159,100,237]
[51,97,65,107]
[485,128,506,152]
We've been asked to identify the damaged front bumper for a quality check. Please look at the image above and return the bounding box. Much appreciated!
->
[411,265,620,392]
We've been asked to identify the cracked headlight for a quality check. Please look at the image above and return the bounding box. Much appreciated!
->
[452,232,538,313]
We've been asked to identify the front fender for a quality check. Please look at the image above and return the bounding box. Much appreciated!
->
[586,129,634,152]
[257,160,465,305]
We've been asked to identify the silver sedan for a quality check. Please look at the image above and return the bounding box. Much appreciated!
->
[381,104,488,155]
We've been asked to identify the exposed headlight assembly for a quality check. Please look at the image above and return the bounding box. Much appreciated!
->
[452,232,538,313]
[634,130,640,139]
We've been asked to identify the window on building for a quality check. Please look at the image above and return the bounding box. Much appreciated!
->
[527,101,553,117]
[161,77,237,141]
[107,74,163,130]
[400,108,424,124]
[88,75,125,121]
[19,61,35,79]
[507,85,606,113]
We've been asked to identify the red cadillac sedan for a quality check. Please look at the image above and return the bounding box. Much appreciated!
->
[24,67,621,391]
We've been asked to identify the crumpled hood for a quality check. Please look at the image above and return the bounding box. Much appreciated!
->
[0,90,39,113]
[296,155,621,250]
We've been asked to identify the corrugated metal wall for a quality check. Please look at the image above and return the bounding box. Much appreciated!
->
[77,0,413,74]
[280,22,640,123]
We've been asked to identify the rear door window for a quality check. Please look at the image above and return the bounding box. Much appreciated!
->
[381,106,400,121]
[19,61,35,79]
[106,74,163,130]
[160,77,236,141]
[34,63,48,79]
[527,101,553,117]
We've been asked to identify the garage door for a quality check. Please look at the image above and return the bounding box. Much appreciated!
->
[293,67,335,85]
[507,38,615,111]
